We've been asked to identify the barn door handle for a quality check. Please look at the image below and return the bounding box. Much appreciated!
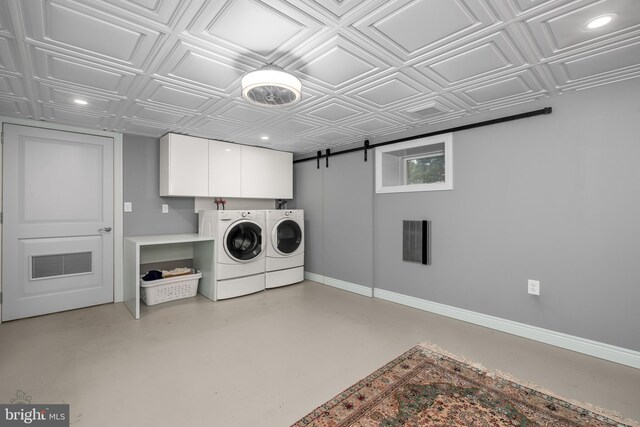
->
[99,227,112,233]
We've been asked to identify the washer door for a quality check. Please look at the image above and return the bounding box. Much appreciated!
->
[272,219,302,256]
[224,220,263,262]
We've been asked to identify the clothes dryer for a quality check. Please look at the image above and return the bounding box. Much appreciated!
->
[199,210,266,299]
[265,209,304,288]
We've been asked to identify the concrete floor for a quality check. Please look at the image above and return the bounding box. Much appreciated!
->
[1,280,639,426]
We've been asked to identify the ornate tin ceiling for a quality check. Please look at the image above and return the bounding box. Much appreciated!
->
[0,0,638,154]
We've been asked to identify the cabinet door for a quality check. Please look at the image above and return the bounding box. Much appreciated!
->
[160,134,209,197]
[208,139,242,197]
[241,146,293,199]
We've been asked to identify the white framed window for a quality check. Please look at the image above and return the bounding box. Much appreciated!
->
[375,133,453,193]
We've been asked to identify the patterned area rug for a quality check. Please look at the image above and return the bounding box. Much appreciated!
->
[292,344,638,427]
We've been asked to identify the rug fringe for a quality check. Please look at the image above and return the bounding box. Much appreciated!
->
[418,342,640,427]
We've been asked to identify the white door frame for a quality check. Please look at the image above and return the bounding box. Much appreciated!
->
[0,117,124,322]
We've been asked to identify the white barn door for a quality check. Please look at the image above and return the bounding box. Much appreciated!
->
[2,124,114,321]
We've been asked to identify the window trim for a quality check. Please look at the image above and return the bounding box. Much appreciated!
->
[375,133,453,194]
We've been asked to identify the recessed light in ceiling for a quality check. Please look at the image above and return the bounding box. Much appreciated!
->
[261,136,269,140]
[73,99,88,105]
[585,14,615,30]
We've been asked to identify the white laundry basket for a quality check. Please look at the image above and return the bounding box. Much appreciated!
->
[140,270,202,306]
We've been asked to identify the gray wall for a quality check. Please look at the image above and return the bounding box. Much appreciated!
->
[123,134,197,236]
[293,78,640,351]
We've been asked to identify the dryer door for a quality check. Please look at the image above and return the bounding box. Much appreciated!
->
[224,220,263,262]
[273,219,302,256]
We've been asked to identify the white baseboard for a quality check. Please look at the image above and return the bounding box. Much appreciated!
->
[374,288,640,370]
[304,272,373,297]
[304,272,325,284]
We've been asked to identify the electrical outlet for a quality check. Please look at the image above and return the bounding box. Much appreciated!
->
[162,204,169,213]
[124,202,132,212]
[528,280,540,295]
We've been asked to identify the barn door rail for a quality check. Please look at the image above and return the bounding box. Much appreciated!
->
[293,107,552,165]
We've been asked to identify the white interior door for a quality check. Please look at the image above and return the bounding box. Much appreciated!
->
[2,124,114,321]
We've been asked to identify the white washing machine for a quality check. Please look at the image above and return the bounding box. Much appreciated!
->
[199,210,266,300]
[265,209,304,288]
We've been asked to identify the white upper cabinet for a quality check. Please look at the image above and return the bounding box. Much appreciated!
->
[241,145,293,199]
[160,133,293,199]
[208,139,242,197]
[160,134,209,197]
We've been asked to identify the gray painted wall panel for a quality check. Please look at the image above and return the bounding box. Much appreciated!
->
[293,151,374,287]
[293,160,324,274]
[123,134,197,236]
[323,152,373,287]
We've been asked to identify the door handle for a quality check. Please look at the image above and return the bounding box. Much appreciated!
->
[99,227,112,233]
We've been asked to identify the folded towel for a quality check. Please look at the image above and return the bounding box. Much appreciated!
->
[162,267,193,278]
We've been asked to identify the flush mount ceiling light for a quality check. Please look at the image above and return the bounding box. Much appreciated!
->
[585,14,615,30]
[73,99,88,105]
[241,65,301,108]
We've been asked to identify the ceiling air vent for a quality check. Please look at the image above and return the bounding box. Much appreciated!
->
[407,101,448,118]
[241,65,302,108]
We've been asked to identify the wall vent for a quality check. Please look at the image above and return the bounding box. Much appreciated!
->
[31,252,92,280]
[403,220,431,265]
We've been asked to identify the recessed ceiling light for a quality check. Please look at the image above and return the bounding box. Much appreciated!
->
[73,99,88,105]
[585,14,615,30]
[261,136,269,140]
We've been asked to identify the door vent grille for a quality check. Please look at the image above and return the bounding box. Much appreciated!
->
[31,252,92,279]
[402,220,431,265]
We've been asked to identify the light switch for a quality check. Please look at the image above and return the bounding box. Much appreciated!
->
[124,202,132,212]
[162,204,169,213]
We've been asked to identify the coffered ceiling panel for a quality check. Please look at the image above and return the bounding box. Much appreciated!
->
[36,82,120,114]
[0,74,25,98]
[138,79,216,112]
[0,0,638,155]
[98,0,187,27]
[118,118,172,137]
[262,116,321,134]
[353,72,430,108]
[123,103,194,127]
[40,104,112,129]
[21,0,162,70]
[354,0,498,61]
[187,116,250,140]
[215,101,273,124]
[307,101,362,122]
[420,32,526,86]
[548,38,640,84]
[185,0,325,64]
[455,70,545,106]
[0,37,19,72]
[295,35,388,89]
[0,98,30,116]
[526,0,640,57]
[511,0,572,14]
[347,115,401,134]
[30,47,137,95]
[155,41,245,93]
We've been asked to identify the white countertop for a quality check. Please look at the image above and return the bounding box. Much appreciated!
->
[125,233,214,245]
